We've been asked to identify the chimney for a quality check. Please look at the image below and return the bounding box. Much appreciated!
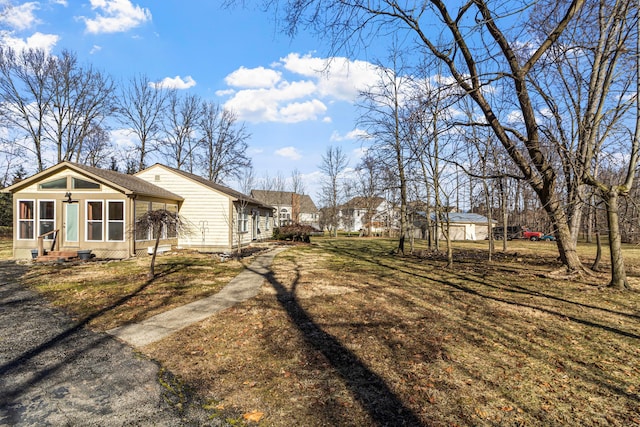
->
[292,193,301,223]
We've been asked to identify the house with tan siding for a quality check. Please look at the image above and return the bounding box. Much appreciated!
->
[1,162,183,260]
[2,162,274,260]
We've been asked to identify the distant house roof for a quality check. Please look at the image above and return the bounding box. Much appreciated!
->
[2,161,183,201]
[341,196,386,209]
[427,212,495,224]
[250,190,318,212]
[141,164,269,208]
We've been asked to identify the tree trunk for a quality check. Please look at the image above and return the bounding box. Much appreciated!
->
[148,232,161,279]
[604,189,630,289]
[592,231,602,272]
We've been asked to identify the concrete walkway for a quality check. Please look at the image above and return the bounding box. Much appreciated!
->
[108,247,287,347]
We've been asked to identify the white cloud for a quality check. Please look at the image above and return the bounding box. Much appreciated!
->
[275,146,302,160]
[1,31,59,54]
[150,75,196,90]
[82,0,151,34]
[0,2,39,30]
[278,99,327,123]
[330,128,368,142]
[110,128,137,149]
[89,44,102,54]
[223,80,319,123]
[280,53,379,102]
[220,52,380,124]
[506,110,523,124]
[225,66,281,89]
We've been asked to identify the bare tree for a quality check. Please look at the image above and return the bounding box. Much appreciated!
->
[358,48,413,254]
[529,0,638,288]
[198,101,251,183]
[319,145,349,236]
[80,125,113,168]
[0,47,53,171]
[117,74,167,172]
[135,209,180,279]
[354,152,382,236]
[290,168,306,194]
[267,0,589,272]
[47,50,115,163]
[159,91,202,172]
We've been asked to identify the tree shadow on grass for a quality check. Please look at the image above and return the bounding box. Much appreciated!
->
[246,260,425,426]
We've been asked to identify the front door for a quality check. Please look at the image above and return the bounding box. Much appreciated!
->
[65,203,79,246]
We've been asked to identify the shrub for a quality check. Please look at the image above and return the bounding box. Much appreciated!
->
[272,224,319,243]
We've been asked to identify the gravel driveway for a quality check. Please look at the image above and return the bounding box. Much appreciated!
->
[0,261,217,426]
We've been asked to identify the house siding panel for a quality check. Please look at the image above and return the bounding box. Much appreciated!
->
[136,167,233,251]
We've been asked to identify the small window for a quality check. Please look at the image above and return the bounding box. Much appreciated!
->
[86,201,103,241]
[39,177,67,189]
[39,201,55,240]
[238,207,248,233]
[107,201,124,241]
[73,177,100,189]
[18,200,35,240]
[265,212,270,231]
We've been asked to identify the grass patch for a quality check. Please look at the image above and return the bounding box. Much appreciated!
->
[144,238,640,426]
[0,237,12,259]
[21,252,244,331]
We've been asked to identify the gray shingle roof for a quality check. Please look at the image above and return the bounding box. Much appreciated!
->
[427,212,495,223]
[2,161,183,201]
[70,163,183,200]
[250,190,318,212]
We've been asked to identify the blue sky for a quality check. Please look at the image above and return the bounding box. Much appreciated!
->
[0,0,382,197]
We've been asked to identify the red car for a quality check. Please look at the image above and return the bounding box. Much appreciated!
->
[522,227,544,241]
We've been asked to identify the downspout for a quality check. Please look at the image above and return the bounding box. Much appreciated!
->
[128,194,137,257]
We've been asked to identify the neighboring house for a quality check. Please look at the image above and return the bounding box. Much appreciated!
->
[421,212,495,241]
[1,161,183,259]
[250,190,319,229]
[2,162,274,260]
[338,196,399,235]
[136,164,274,252]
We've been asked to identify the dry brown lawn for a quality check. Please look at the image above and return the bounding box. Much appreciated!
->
[143,238,640,426]
[20,250,244,330]
[14,238,640,426]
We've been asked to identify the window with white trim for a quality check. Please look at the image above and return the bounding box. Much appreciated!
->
[107,201,124,241]
[265,211,270,231]
[86,201,103,241]
[238,207,248,233]
[18,200,34,240]
[38,200,55,239]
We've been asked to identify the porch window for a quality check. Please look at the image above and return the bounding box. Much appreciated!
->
[135,201,151,241]
[152,202,165,239]
[238,207,248,233]
[265,211,270,231]
[166,204,178,238]
[18,200,34,240]
[38,200,55,239]
[86,201,103,241]
[107,201,124,241]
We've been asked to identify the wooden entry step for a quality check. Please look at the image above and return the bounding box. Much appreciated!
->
[35,250,78,262]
